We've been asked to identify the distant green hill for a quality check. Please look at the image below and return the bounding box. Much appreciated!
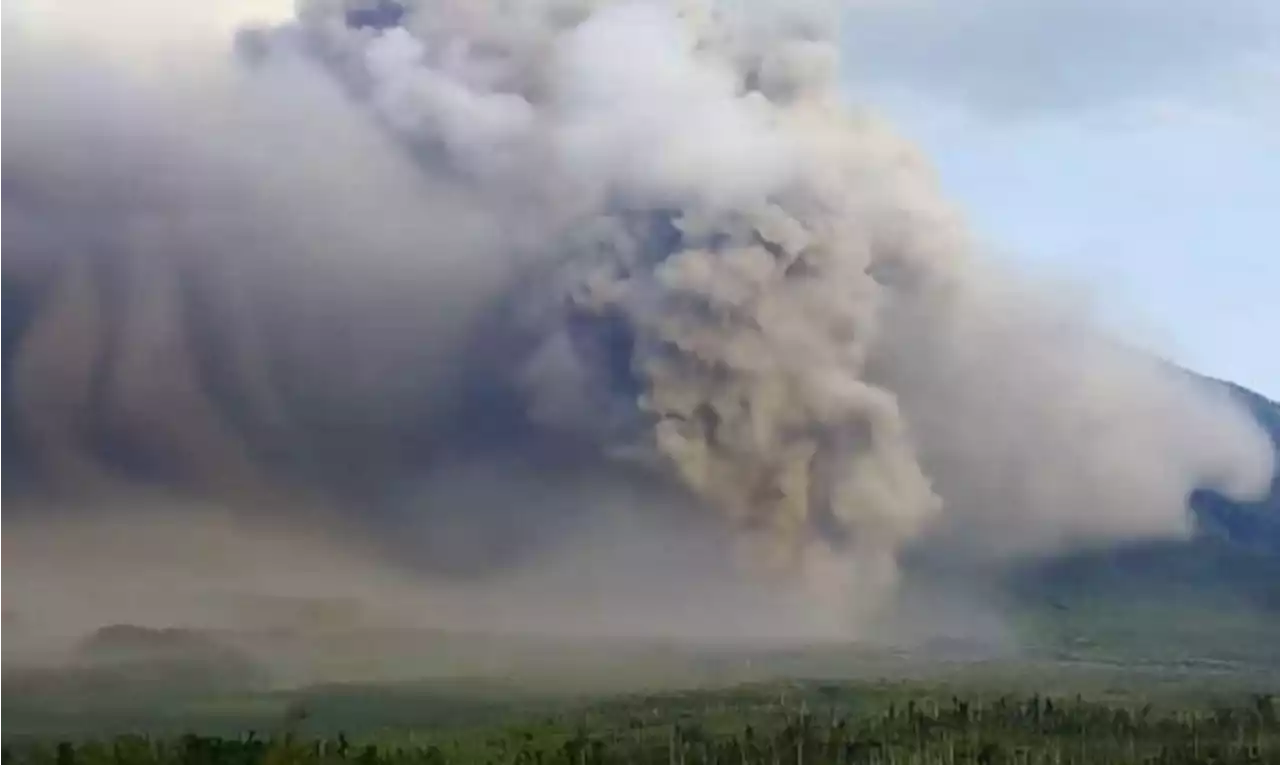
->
[1009,376,1280,662]
[1190,379,1280,557]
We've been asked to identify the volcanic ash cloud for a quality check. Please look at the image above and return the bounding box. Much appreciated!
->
[3,0,1275,628]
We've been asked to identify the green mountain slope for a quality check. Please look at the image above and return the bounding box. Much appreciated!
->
[1006,377,1280,662]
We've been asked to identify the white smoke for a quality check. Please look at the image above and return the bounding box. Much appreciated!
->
[3,0,1275,638]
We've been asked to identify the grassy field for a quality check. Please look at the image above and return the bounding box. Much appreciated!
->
[5,594,1279,762]
[5,677,1280,763]
[7,625,1280,735]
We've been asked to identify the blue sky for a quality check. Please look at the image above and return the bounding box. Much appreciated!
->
[839,0,1280,399]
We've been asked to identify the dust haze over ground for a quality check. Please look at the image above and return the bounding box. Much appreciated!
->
[2,0,1275,680]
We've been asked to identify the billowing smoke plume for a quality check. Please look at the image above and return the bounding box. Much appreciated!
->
[3,0,1275,637]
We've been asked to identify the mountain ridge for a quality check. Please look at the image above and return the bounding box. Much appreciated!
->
[1016,372,1280,614]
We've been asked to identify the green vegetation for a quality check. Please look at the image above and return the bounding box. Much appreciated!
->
[5,685,1279,764]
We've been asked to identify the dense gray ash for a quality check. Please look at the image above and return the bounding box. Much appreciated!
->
[2,0,1273,645]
